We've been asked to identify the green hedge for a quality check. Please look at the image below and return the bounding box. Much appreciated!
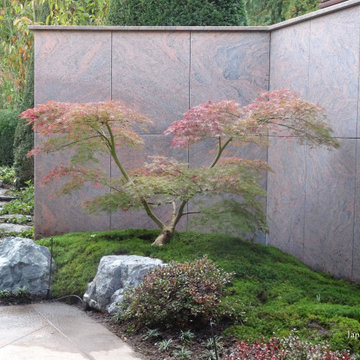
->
[107,0,248,26]
[0,109,19,166]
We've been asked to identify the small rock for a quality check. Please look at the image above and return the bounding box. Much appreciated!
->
[0,237,55,295]
[83,255,164,314]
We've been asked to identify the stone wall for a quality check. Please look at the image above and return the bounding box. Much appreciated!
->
[31,0,360,282]
[267,2,360,282]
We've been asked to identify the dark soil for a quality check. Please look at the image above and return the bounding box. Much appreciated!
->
[85,309,237,360]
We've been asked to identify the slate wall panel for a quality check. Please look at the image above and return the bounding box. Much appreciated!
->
[308,8,360,138]
[353,140,360,283]
[268,5,360,281]
[270,21,310,96]
[111,31,190,133]
[267,138,306,261]
[304,140,356,280]
[190,32,270,107]
[34,31,112,237]
[35,31,112,103]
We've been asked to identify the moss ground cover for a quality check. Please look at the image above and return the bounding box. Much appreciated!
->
[38,229,360,355]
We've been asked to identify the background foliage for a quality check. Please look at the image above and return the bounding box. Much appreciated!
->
[245,0,318,25]
[0,0,108,186]
[107,0,248,26]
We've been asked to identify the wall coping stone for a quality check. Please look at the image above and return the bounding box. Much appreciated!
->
[29,0,359,33]
[29,25,270,32]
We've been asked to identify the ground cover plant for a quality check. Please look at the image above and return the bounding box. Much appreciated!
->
[0,180,34,216]
[38,230,360,357]
[23,90,339,245]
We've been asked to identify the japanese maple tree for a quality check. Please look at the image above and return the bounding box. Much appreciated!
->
[22,90,339,246]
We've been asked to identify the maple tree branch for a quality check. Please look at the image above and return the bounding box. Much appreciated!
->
[210,137,232,168]
[104,122,165,230]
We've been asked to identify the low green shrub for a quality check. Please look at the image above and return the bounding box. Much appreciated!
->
[107,0,248,26]
[118,256,233,329]
[0,109,19,166]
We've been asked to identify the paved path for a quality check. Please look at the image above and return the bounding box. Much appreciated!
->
[0,302,144,360]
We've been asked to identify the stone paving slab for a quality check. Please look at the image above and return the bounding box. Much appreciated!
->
[0,223,32,234]
[0,214,32,223]
[0,188,16,202]
[0,302,144,360]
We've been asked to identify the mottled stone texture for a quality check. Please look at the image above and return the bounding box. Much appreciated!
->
[268,5,360,282]
[190,32,270,106]
[33,3,360,282]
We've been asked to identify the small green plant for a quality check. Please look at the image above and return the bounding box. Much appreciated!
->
[173,346,192,359]
[17,228,34,239]
[202,349,217,360]
[0,290,11,298]
[4,215,30,225]
[119,256,233,329]
[124,324,136,335]
[0,166,16,185]
[0,288,31,303]
[0,180,34,216]
[206,335,224,350]
[158,339,173,352]
[180,330,195,343]
[144,328,161,340]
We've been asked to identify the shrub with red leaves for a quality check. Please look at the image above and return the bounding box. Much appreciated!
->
[225,332,356,360]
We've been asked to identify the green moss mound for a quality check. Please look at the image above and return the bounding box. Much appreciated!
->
[38,229,360,355]
[107,0,248,26]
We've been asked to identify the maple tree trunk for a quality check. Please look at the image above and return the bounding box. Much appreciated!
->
[151,228,174,246]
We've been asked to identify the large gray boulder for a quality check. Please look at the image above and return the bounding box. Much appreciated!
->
[0,237,55,296]
[83,255,163,314]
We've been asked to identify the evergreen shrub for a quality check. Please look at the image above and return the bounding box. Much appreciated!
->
[13,48,34,188]
[0,109,18,166]
[107,0,248,26]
